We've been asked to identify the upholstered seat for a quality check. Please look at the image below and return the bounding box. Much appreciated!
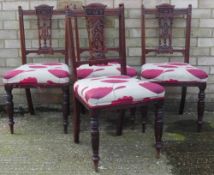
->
[74,75,165,108]
[3,62,70,86]
[141,62,208,83]
[77,63,137,79]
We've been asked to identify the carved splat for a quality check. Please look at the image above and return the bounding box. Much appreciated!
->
[35,5,53,54]
[83,3,106,59]
[156,4,174,53]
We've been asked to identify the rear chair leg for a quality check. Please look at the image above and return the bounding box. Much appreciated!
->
[25,88,35,115]
[67,86,70,114]
[130,107,136,129]
[116,110,125,136]
[178,87,187,115]
[90,111,100,172]
[154,100,164,158]
[73,95,80,143]
[80,103,86,114]
[62,86,69,134]
[197,84,206,132]
[141,105,148,133]
[5,86,14,134]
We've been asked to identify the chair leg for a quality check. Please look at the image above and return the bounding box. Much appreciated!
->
[67,86,70,114]
[90,111,100,172]
[73,95,80,143]
[62,86,69,134]
[5,86,14,134]
[116,110,125,136]
[178,87,187,115]
[130,107,136,129]
[154,100,164,158]
[197,84,206,132]
[25,88,35,115]
[141,105,148,133]
[80,103,86,114]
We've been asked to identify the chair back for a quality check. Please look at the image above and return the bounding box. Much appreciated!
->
[18,4,68,64]
[141,4,192,64]
[66,3,126,81]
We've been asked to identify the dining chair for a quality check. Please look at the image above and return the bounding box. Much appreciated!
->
[3,4,70,134]
[66,3,165,171]
[140,4,208,132]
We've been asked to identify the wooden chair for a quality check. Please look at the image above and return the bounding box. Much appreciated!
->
[66,3,165,171]
[3,5,70,134]
[141,4,208,132]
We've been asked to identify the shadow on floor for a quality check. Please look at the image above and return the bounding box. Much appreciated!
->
[164,119,214,175]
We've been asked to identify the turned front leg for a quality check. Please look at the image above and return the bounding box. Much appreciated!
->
[154,100,164,158]
[62,86,69,134]
[5,86,14,134]
[197,84,206,132]
[90,111,99,172]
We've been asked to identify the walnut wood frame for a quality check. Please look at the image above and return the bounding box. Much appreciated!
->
[66,3,164,171]
[141,4,206,132]
[4,5,69,134]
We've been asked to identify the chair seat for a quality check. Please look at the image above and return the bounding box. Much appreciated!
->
[3,62,70,86]
[77,63,137,79]
[74,75,165,108]
[141,62,208,83]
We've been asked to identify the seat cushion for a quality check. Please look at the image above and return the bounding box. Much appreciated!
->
[74,75,165,108]
[141,62,208,83]
[3,62,70,86]
[77,63,137,79]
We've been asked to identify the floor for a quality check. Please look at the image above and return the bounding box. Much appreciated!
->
[0,109,213,175]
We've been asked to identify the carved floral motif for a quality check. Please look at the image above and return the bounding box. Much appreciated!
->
[84,3,106,59]
[156,4,174,53]
[35,5,53,53]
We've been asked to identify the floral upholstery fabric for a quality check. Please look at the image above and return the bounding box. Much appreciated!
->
[141,62,208,83]
[77,63,137,79]
[74,75,165,108]
[3,62,70,86]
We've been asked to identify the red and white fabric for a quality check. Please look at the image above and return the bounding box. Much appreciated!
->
[77,62,137,79]
[74,75,165,108]
[141,62,208,83]
[3,62,70,86]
